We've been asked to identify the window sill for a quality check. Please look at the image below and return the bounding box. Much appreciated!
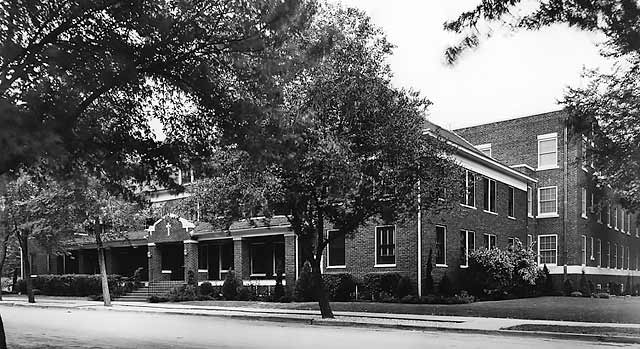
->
[436,264,448,268]
[528,215,534,219]
[460,204,476,210]
[197,269,208,273]
[326,265,346,269]
[581,215,588,219]
[459,265,468,269]
[483,210,498,216]
[537,213,559,219]
[250,273,267,277]
[374,264,396,268]
[507,216,516,220]
[536,165,559,171]
[161,270,172,274]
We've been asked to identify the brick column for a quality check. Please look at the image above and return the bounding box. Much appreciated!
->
[233,237,250,282]
[284,234,296,292]
[183,240,198,284]
[147,243,161,282]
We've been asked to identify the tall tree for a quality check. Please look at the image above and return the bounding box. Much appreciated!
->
[0,0,315,192]
[445,0,640,209]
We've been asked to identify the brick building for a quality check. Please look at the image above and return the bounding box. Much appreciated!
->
[456,110,640,290]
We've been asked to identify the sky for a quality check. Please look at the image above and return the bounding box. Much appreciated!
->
[336,0,611,130]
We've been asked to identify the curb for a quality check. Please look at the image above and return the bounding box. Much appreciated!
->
[1,302,638,345]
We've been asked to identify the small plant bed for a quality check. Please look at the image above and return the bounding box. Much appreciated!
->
[502,324,640,337]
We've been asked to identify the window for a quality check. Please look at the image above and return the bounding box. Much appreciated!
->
[476,143,492,157]
[596,239,601,267]
[590,237,594,261]
[435,225,446,265]
[508,187,515,218]
[626,247,630,269]
[614,207,619,230]
[621,209,625,232]
[538,235,558,265]
[613,244,618,269]
[375,225,395,265]
[198,245,209,270]
[581,235,586,265]
[527,186,533,217]
[527,234,533,249]
[597,201,602,224]
[606,204,611,228]
[537,133,558,169]
[483,233,497,249]
[621,245,625,269]
[507,237,516,249]
[462,170,475,207]
[250,243,270,275]
[483,177,496,213]
[459,230,475,267]
[627,213,632,235]
[606,242,611,268]
[327,230,346,267]
[581,188,587,218]
[538,186,557,216]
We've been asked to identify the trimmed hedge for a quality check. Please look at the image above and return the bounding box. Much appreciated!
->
[361,272,413,301]
[15,274,133,297]
[322,273,356,301]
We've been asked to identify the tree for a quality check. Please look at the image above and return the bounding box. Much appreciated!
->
[252,4,461,318]
[0,0,315,192]
[445,0,640,210]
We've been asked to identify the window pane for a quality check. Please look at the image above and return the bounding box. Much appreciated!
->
[435,226,445,264]
[328,230,346,267]
[539,138,556,153]
[376,226,395,265]
[539,153,556,167]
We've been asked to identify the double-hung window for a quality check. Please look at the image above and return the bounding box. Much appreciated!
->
[606,242,611,268]
[596,239,601,267]
[462,170,475,207]
[483,177,496,213]
[538,186,558,217]
[527,186,533,217]
[538,234,558,265]
[483,233,497,249]
[375,226,396,266]
[435,225,446,266]
[581,188,587,218]
[590,237,594,261]
[459,230,475,267]
[581,235,587,265]
[537,133,558,170]
[613,244,618,269]
[508,187,515,218]
[621,209,626,232]
[327,230,346,267]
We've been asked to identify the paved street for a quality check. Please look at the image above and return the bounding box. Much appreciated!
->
[0,306,633,348]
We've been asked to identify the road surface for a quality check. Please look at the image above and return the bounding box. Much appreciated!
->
[0,306,632,348]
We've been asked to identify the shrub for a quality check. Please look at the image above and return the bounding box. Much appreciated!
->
[595,292,610,299]
[294,261,314,302]
[222,270,239,300]
[362,272,403,301]
[322,273,356,301]
[148,295,169,303]
[236,286,251,301]
[579,271,590,296]
[14,274,128,297]
[563,279,575,295]
[274,272,285,301]
[438,273,453,296]
[396,275,413,299]
[542,264,554,294]
[199,282,214,297]
[167,284,197,302]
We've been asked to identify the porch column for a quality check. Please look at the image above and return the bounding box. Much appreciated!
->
[183,240,198,284]
[284,233,296,292]
[233,237,250,281]
[147,243,161,282]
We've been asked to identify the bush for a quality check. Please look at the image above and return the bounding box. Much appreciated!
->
[595,292,610,299]
[236,286,251,301]
[438,273,453,296]
[14,274,128,297]
[167,284,197,302]
[396,275,413,299]
[294,261,314,302]
[148,295,169,303]
[362,272,403,301]
[322,273,356,301]
[222,270,239,300]
[420,291,475,304]
[198,282,214,297]
[563,279,575,295]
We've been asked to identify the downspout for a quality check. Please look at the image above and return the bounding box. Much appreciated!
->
[563,125,569,281]
[417,181,422,297]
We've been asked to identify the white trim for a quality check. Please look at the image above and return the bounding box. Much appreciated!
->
[537,186,558,217]
[454,153,531,191]
[581,187,588,219]
[242,279,287,286]
[374,225,396,266]
[232,231,291,239]
[161,270,172,274]
[198,280,224,286]
[326,265,346,269]
[197,269,208,273]
[537,133,558,171]
[537,132,558,139]
[435,264,448,268]
[374,264,397,268]
[197,236,233,242]
[537,234,558,266]
[250,273,267,277]
[475,143,492,157]
[510,164,536,172]
[507,216,516,220]
[483,210,498,216]
[459,203,477,210]
[545,265,640,277]
[326,229,345,268]
[183,240,198,244]
[147,243,156,247]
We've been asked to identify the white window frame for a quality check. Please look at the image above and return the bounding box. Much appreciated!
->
[607,242,611,268]
[483,177,497,214]
[614,206,619,230]
[581,188,587,219]
[461,170,476,208]
[527,186,533,218]
[626,246,630,270]
[326,229,346,268]
[590,236,594,261]
[596,239,601,267]
[374,225,396,267]
[607,205,612,228]
[613,243,618,269]
[621,209,625,232]
[597,201,602,224]
[507,186,516,219]
[527,234,533,249]
[537,234,558,266]
[476,143,492,157]
[435,225,447,267]
[460,230,475,268]
[483,233,497,250]
[627,213,631,235]
[537,133,558,170]
[537,186,558,218]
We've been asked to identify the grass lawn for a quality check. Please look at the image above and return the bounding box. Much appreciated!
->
[183,296,640,324]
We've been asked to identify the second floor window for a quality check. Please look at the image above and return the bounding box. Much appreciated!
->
[538,186,558,216]
[463,170,475,207]
[537,133,558,169]
[508,187,515,218]
[483,177,496,213]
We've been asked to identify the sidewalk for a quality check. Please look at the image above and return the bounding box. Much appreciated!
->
[1,295,639,344]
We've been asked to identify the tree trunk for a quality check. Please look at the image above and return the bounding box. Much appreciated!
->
[0,313,7,349]
[95,225,111,306]
[0,235,9,301]
[18,234,34,303]
[311,256,333,319]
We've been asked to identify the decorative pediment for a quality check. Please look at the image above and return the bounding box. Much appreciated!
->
[146,214,195,243]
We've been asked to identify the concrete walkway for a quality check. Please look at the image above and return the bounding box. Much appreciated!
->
[1,295,639,344]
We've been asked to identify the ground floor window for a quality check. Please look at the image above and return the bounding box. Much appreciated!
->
[581,235,586,265]
[596,239,601,267]
[327,230,346,267]
[483,233,496,249]
[376,225,395,265]
[459,230,475,267]
[198,243,234,280]
[250,241,284,277]
[613,244,618,269]
[435,225,446,265]
[538,234,557,265]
